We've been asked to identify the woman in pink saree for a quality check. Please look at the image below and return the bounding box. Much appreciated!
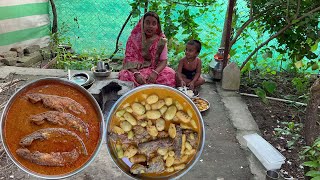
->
[119,12,176,87]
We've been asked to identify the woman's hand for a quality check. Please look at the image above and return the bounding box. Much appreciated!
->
[147,71,158,84]
[135,73,146,85]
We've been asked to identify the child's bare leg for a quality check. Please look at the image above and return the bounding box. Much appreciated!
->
[194,76,205,88]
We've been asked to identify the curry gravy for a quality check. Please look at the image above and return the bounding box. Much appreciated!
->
[110,87,201,177]
[4,80,101,175]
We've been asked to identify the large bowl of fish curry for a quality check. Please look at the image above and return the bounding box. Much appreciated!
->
[0,78,105,179]
[106,84,205,179]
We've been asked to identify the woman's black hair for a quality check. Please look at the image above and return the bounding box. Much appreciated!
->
[187,40,202,52]
[143,11,161,34]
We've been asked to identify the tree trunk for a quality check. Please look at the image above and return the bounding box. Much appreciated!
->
[305,78,320,145]
[219,3,229,48]
[49,0,57,34]
[304,78,320,180]
[222,0,236,69]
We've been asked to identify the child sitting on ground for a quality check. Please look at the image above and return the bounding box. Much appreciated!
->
[175,40,205,91]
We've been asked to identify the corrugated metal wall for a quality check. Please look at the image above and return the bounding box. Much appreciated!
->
[0,0,50,52]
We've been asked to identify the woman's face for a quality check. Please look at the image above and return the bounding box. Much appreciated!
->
[143,16,158,37]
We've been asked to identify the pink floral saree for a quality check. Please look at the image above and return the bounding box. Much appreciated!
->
[118,18,176,87]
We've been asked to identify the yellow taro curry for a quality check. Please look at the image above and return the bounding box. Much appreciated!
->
[109,88,201,177]
[3,80,101,175]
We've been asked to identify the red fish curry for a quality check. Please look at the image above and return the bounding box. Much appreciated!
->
[3,80,101,176]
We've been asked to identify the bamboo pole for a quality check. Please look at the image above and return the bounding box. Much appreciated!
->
[239,92,320,108]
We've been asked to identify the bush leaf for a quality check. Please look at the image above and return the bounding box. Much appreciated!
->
[295,60,303,68]
[306,170,320,177]
[262,80,276,94]
[303,161,319,168]
[254,88,268,104]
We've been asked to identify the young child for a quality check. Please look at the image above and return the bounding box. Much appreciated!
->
[176,40,205,90]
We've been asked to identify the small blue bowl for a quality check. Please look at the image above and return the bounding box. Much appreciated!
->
[70,72,90,86]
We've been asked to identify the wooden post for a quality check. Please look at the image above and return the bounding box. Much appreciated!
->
[222,0,236,69]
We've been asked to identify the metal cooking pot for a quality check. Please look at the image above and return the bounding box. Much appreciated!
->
[105,84,205,180]
[0,78,105,179]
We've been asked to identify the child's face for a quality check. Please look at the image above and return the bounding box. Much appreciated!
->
[185,44,199,60]
[143,16,158,37]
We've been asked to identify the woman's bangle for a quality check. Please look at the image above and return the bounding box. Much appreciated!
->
[152,69,159,75]
[133,71,140,75]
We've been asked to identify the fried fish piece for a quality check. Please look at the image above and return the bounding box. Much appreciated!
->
[173,125,183,158]
[19,128,88,155]
[138,138,173,157]
[26,93,86,114]
[30,111,89,137]
[16,148,79,166]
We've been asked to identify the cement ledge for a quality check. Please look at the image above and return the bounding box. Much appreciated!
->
[0,66,66,79]
[216,82,266,179]
[0,66,119,79]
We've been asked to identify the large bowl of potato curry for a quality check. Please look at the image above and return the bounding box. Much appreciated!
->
[106,84,205,179]
[0,78,105,179]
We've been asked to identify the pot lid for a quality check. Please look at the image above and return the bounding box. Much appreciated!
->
[214,54,230,60]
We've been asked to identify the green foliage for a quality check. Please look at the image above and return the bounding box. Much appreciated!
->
[130,0,211,41]
[274,121,303,149]
[291,77,311,94]
[253,80,276,103]
[241,61,252,74]
[118,0,320,75]
[241,68,315,104]
[254,87,268,104]
[49,22,71,51]
[49,22,110,70]
[56,49,108,70]
[242,0,320,72]
[301,137,320,179]
[262,80,276,94]
[54,0,320,76]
